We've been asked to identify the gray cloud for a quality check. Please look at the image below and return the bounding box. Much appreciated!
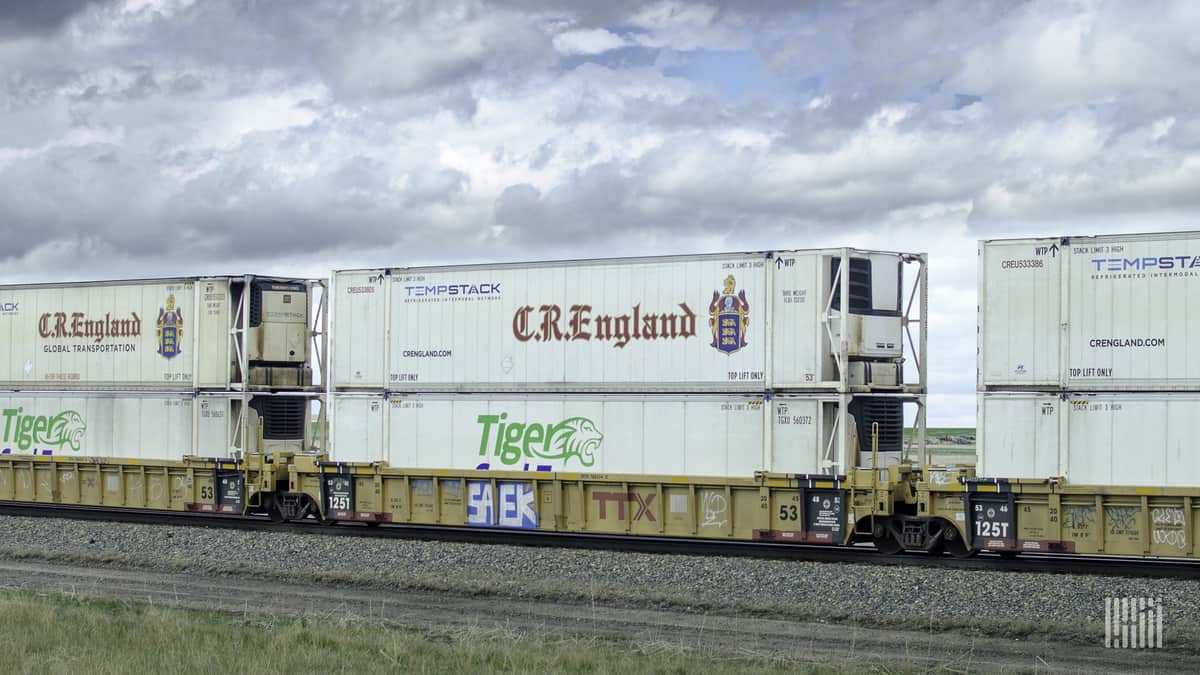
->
[4,0,1197,262]
[0,0,108,37]
[3,0,1199,424]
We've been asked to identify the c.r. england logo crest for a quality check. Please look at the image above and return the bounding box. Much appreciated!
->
[709,275,749,354]
[156,293,183,359]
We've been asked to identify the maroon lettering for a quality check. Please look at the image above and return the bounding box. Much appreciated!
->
[568,304,592,340]
[513,302,697,349]
[538,304,563,342]
[592,491,657,522]
[513,305,535,342]
[641,313,658,339]
[612,314,631,348]
[678,303,696,337]
[594,315,612,341]
[634,493,656,522]
[37,310,142,342]
[593,491,627,520]
[658,313,676,338]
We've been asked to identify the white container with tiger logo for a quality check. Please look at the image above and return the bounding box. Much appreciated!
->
[0,392,312,459]
[329,392,912,477]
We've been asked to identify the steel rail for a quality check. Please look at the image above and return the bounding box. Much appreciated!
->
[1,502,1198,579]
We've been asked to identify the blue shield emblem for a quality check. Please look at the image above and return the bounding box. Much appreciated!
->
[709,275,749,354]
[157,294,184,359]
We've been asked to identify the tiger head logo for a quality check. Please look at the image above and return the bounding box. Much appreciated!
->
[46,410,87,452]
[542,417,603,468]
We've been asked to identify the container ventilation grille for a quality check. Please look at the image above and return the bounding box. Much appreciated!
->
[848,397,903,454]
[831,257,873,314]
[248,284,263,328]
[249,397,306,440]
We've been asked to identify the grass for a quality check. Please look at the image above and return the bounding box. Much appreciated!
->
[904,427,975,441]
[9,545,1188,652]
[0,589,845,675]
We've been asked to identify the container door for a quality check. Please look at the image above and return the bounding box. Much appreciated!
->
[195,279,232,388]
[769,253,826,388]
[194,396,232,458]
[331,271,388,388]
[331,395,385,463]
[977,394,1059,479]
[978,239,1063,388]
[770,397,824,473]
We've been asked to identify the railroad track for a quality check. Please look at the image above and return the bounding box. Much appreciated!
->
[1,502,1197,579]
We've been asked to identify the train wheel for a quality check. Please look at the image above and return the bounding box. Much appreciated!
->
[941,523,975,558]
[871,522,902,554]
[872,534,902,555]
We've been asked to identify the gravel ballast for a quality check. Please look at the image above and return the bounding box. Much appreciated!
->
[2,514,1198,648]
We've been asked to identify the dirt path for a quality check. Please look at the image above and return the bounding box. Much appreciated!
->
[1,557,1193,672]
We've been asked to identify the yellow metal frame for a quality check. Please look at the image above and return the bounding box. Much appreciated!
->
[5,451,1198,560]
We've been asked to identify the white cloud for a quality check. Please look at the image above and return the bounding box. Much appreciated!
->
[1,0,1199,426]
[553,28,628,55]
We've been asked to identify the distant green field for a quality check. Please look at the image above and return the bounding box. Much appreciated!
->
[904,427,974,441]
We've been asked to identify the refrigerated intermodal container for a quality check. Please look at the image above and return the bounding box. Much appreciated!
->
[332,250,926,393]
[0,392,312,459]
[979,231,1200,390]
[329,392,912,476]
[977,392,1200,486]
[0,276,319,390]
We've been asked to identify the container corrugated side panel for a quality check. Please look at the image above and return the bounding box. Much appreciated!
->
[195,395,234,457]
[978,392,1200,487]
[770,396,833,473]
[976,393,1059,479]
[0,393,214,460]
[195,278,232,388]
[382,254,772,391]
[1063,232,1200,389]
[769,252,828,389]
[330,271,387,389]
[330,393,776,477]
[1062,393,1200,487]
[0,280,203,389]
[978,239,1062,389]
[329,393,385,462]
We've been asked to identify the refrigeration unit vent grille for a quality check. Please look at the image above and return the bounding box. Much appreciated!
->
[831,257,873,314]
[849,396,903,454]
[250,397,307,440]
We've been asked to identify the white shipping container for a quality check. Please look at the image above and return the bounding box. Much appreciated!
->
[332,250,924,393]
[0,276,316,390]
[330,393,911,477]
[978,392,1200,486]
[0,393,225,460]
[0,392,312,460]
[980,231,1200,390]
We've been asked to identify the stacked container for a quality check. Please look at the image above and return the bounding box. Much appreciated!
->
[330,249,928,477]
[0,276,326,460]
[977,231,1200,486]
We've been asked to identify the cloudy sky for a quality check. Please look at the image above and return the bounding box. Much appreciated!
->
[2,0,1198,424]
